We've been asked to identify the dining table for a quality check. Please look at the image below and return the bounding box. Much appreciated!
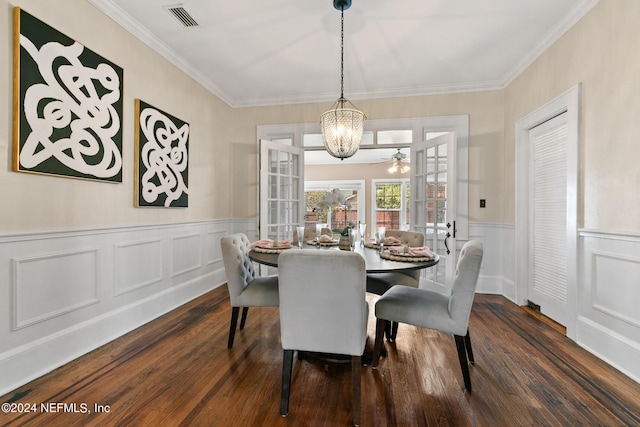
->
[248,241,438,364]
[248,242,439,273]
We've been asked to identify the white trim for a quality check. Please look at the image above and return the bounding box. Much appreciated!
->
[515,83,581,339]
[258,115,470,240]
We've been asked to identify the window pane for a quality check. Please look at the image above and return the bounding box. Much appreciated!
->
[271,137,293,146]
[377,130,412,145]
[303,133,323,147]
[268,175,277,198]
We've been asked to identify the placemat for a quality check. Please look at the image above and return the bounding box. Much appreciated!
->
[253,245,293,254]
[306,239,339,246]
[380,250,435,262]
[364,242,401,249]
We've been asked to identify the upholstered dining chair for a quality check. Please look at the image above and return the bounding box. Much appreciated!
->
[220,233,279,348]
[366,230,425,340]
[371,240,483,393]
[278,249,368,426]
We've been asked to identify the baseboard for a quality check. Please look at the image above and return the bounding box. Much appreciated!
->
[577,316,640,384]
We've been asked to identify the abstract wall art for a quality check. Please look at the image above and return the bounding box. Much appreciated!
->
[12,8,124,182]
[134,99,189,208]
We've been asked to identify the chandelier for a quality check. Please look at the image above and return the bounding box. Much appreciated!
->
[320,0,365,160]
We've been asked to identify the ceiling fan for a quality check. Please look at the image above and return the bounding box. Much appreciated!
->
[386,148,410,173]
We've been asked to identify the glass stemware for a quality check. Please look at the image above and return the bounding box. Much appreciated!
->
[297,226,305,248]
[358,223,366,246]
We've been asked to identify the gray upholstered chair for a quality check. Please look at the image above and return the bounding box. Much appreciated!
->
[278,249,368,426]
[371,240,483,393]
[367,230,425,340]
[220,233,279,348]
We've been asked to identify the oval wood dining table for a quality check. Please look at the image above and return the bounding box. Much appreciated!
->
[248,243,439,273]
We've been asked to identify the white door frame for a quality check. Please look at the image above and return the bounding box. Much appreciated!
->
[515,83,580,340]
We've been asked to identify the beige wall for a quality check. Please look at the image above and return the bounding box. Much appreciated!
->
[1,0,234,232]
[5,0,636,236]
[504,0,640,232]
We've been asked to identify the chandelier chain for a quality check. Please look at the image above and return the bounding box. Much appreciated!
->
[340,6,344,100]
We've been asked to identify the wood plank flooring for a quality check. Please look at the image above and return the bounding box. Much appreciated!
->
[1,286,639,426]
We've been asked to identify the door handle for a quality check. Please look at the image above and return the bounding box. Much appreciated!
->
[444,232,451,255]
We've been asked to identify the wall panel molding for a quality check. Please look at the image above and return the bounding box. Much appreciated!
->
[0,219,237,395]
[2,220,639,394]
[12,248,99,330]
[114,239,163,296]
[579,229,640,383]
[170,233,202,278]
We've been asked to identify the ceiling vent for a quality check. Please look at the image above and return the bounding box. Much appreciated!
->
[163,4,199,27]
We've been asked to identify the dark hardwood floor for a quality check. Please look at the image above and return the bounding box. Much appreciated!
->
[1,286,639,426]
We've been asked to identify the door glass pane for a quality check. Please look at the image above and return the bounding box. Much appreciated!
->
[269,201,277,224]
[279,151,291,175]
[268,175,277,198]
[280,176,291,199]
[427,147,436,172]
[269,150,278,173]
[437,144,447,170]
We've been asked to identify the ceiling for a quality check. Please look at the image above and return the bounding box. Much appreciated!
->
[90,0,598,108]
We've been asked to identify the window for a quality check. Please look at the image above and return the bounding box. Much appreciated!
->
[304,181,365,233]
[373,180,410,231]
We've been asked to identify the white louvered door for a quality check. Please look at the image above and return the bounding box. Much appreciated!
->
[528,113,568,325]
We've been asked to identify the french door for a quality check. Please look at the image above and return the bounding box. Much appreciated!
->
[411,132,456,292]
[259,140,304,241]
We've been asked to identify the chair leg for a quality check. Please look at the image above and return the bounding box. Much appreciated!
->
[390,321,399,341]
[454,335,472,393]
[280,349,295,417]
[372,318,387,368]
[227,307,240,348]
[351,355,362,426]
[239,307,249,330]
[464,330,474,365]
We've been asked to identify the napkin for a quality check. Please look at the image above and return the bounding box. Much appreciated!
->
[318,234,334,243]
[384,236,402,245]
[408,246,436,258]
[273,239,291,248]
[388,245,435,259]
[249,239,291,249]
[249,239,273,249]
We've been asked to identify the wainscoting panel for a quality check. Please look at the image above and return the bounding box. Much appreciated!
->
[468,222,514,297]
[114,239,163,296]
[578,230,640,382]
[170,233,202,278]
[591,251,640,328]
[12,248,99,329]
[2,221,638,395]
[0,220,238,396]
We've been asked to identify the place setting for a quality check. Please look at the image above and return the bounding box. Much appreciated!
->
[379,245,437,262]
[249,238,293,253]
